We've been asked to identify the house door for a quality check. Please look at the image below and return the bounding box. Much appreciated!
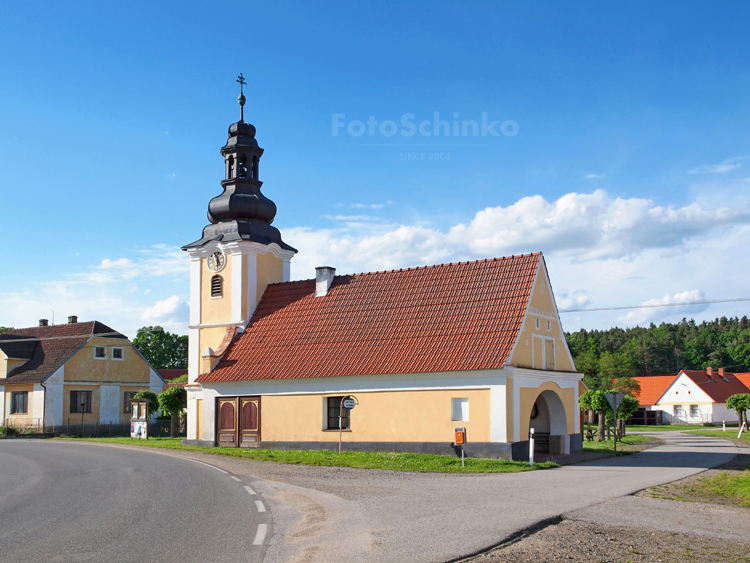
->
[215,396,261,448]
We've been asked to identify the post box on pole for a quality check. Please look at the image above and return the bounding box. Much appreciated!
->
[454,427,466,467]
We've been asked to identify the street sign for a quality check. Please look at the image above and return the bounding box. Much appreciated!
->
[343,397,356,409]
[604,393,625,414]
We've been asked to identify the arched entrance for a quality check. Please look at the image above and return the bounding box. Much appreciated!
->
[529,389,568,454]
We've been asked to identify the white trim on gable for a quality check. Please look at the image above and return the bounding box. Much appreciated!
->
[505,258,542,366]
[657,371,714,405]
[537,255,577,371]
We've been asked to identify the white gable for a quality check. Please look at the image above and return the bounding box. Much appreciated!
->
[657,372,714,405]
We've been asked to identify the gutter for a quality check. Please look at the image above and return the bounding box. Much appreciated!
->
[40,381,47,433]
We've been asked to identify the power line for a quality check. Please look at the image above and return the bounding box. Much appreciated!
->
[559,297,750,314]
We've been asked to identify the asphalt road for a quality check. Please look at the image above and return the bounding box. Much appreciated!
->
[0,440,270,563]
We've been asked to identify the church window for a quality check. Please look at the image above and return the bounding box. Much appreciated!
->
[238,155,247,179]
[326,396,350,430]
[227,155,234,179]
[211,275,223,298]
[252,155,258,179]
[451,398,469,422]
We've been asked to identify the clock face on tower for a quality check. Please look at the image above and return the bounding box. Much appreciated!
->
[207,251,226,272]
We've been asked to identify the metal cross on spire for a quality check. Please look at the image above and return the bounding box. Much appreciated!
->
[237,73,247,121]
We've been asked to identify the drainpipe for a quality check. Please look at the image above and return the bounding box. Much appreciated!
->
[40,382,47,433]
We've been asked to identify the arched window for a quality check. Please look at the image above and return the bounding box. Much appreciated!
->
[227,156,234,179]
[238,155,247,179]
[252,155,258,179]
[211,275,223,298]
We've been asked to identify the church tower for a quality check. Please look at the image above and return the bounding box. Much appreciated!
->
[183,75,296,390]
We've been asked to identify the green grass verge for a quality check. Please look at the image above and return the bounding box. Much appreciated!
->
[688,428,750,445]
[626,424,720,432]
[683,470,750,507]
[582,434,660,454]
[53,436,557,473]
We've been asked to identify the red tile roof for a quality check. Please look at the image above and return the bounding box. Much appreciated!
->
[0,321,125,384]
[199,253,543,383]
[157,369,188,381]
[632,375,677,405]
[735,373,750,390]
[681,370,750,403]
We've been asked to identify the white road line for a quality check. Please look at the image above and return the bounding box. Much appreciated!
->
[231,476,241,482]
[255,500,266,513]
[186,458,228,474]
[244,485,256,495]
[253,524,267,545]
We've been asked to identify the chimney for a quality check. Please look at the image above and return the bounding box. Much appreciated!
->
[68,315,78,324]
[706,367,713,377]
[39,319,48,327]
[315,266,336,297]
[718,367,724,377]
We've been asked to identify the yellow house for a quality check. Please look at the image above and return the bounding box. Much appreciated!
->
[0,317,165,430]
[181,95,583,460]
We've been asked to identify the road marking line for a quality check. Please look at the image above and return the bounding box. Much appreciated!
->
[255,500,266,513]
[253,524,267,545]
[186,458,228,474]
[231,476,241,482]
[244,485,256,495]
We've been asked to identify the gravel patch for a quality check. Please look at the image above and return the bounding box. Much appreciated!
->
[461,519,750,563]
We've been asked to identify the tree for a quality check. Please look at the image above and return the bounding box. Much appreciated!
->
[726,394,750,426]
[132,326,188,369]
[133,390,159,417]
[159,386,187,438]
[0,326,12,334]
[579,390,609,442]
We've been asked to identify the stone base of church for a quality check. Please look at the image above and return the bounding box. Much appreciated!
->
[181,439,215,447]
[260,440,515,459]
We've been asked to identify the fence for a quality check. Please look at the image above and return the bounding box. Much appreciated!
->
[2,418,186,438]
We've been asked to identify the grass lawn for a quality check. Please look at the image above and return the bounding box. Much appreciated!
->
[53,436,558,473]
[688,428,750,445]
[582,434,662,454]
[625,424,722,432]
[683,470,750,507]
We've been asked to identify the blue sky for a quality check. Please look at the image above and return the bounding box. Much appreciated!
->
[2,1,749,335]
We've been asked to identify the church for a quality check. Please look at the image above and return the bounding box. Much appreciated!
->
[182,83,583,460]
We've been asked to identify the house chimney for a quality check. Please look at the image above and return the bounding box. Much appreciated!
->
[39,319,48,327]
[315,266,336,297]
[718,367,725,377]
[706,367,713,377]
[68,315,78,324]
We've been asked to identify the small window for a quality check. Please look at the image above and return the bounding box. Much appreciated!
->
[451,398,469,422]
[70,390,93,413]
[10,391,28,414]
[673,405,683,417]
[123,391,136,413]
[690,405,700,418]
[211,275,223,298]
[547,320,551,331]
[94,346,106,359]
[544,338,555,370]
[535,318,540,329]
[112,347,124,360]
[326,396,350,430]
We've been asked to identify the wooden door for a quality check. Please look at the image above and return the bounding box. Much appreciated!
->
[239,397,261,448]
[216,398,238,447]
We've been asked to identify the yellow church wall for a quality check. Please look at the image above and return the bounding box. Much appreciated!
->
[509,264,574,372]
[62,384,100,424]
[260,388,491,443]
[196,398,203,439]
[256,252,283,303]
[518,382,575,440]
[201,253,233,324]
[198,327,229,373]
[64,338,151,383]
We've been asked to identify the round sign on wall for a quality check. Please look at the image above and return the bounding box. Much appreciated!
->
[343,398,356,409]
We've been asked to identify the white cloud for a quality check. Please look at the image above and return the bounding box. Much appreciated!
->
[621,290,708,325]
[688,157,746,175]
[584,173,604,179]
[141,295,189,324]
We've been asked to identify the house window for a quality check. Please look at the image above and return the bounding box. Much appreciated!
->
[94,346,106,359]
[211,275,223,298]
[451,398,469,422]
[547,320,551,331]
[673,405,683,417]
[326,396,350,430]
[544,338,555,370]
[10,391,28,414]
[70,390,93,413]
[535,318,540,329]
[690,405,700,418]
[123,391,136,413]
[112,347,124,360]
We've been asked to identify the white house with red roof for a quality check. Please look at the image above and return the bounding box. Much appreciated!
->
[181,99,584,459]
